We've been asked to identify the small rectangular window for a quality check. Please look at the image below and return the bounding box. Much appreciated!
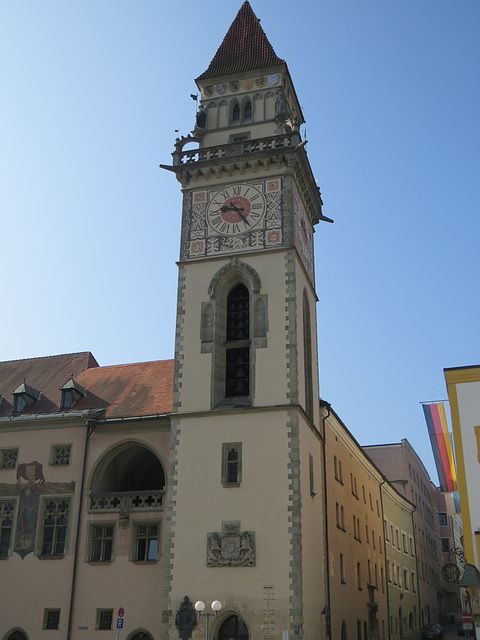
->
[441,538,450,553]
[439,512,448,526]
[50,444,72,466]
[43,609,61,630]
[222,443,242,486]
[0,448,18,469]
[90,524,114,563]
[96,609,113,630]
[133,523,159,562]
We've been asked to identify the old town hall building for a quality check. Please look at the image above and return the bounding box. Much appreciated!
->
[0,4,429,640]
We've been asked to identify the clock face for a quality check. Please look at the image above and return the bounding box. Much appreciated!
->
[206,184,266,235]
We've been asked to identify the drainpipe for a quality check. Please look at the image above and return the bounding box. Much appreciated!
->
[321,401,331,640]
[67,418,97,640]
[378,476,390,640]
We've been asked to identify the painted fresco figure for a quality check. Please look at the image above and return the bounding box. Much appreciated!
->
[15,461,45,557]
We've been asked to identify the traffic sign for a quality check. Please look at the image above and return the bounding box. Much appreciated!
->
[117,619,124,629]
[462,612,473,624]
[118,608,125,618]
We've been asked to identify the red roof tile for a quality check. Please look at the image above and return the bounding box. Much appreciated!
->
[196,1,285,81]
[0,353,173,420]
[0,352,98,417]
[75,360,173,419]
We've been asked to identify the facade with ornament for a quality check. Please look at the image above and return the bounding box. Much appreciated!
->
[0,4,466,640]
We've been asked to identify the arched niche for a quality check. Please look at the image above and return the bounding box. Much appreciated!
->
[90,441,166,494]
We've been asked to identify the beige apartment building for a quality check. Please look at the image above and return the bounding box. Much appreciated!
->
[323,405,389,640]
[381,475,419,639]
[364,439,459,629]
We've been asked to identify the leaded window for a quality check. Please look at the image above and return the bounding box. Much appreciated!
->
[222,443,242,486]
[50,444,72,466]
[0,448,18,469]
[44,609,60,630]
[41,497,70,557]
[90,524,114,563]
[0,500,15,557]
[134,523,159,562]
[97,609,113,630]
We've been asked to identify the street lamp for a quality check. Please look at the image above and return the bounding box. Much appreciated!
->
[195,600,222,640]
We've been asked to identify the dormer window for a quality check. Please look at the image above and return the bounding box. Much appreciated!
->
[59,377,86,411]
[12,381,41,415]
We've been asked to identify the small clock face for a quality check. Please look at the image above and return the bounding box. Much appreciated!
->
[206,184,266,235]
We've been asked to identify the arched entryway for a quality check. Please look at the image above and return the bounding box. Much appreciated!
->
[341,620,348,640]
[126,630,153,640]
[4,630,29,640]
[218,615,249,640]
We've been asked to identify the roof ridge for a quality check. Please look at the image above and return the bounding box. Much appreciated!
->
[196,1,285,82]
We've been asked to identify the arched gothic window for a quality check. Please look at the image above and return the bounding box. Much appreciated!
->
[244,101,252,119]
[204,260,268,408]
[232,103,240,122]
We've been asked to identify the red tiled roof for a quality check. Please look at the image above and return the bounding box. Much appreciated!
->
[196,1,285,81]
[0,353,173,420]
[0,352,99,417]
[75,360,173,419]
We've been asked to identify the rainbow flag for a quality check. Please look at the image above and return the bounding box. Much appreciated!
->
[423,402,457,492]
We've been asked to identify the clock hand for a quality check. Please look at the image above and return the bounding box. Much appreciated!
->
[226,202,250,226]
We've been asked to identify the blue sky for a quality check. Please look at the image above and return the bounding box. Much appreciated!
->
[1,1,479,483]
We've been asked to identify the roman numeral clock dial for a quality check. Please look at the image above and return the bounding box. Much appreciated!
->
[206,184,266,235]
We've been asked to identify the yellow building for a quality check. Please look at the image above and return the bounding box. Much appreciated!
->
[445,365,480,637]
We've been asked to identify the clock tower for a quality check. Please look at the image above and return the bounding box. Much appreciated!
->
[162,4,332,640]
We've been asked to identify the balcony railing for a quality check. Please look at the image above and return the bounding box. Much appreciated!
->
[89,490,165,512]
[173,133,297,166]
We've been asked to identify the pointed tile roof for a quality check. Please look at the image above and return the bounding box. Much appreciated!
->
[196,1,285,81]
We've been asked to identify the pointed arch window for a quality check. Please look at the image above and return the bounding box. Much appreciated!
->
[232,103,240,122]
[244,101,252,119]
[225,284,250,397]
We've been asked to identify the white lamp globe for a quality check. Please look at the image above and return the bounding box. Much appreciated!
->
[195,601,206,612]
[211,601,222,612]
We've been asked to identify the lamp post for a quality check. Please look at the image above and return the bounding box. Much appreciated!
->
[195,600,222,640]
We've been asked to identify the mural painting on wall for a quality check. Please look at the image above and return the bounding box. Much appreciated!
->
[0,460,74,559]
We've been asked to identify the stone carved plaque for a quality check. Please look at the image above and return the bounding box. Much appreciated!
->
[207,521,255,567]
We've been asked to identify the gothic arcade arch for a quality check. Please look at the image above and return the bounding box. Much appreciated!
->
[126,630,154,640]
[89,440,166,494]
[218,614,250,640]
[3,630,29,640]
